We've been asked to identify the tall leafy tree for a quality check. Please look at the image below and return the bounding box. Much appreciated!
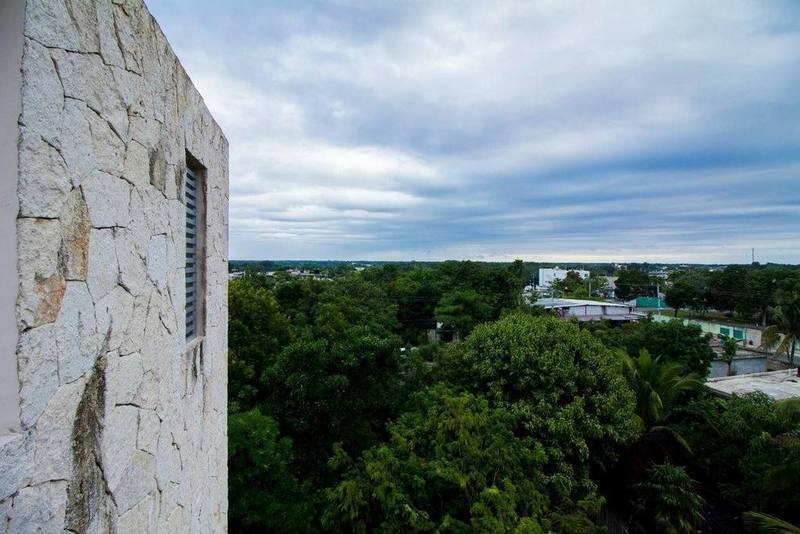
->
[615,268,654,301]
[721,336,743,376]
[708,265,748,314]
[622,350,701,430]
[763,292,800,364]
[434,288,494,336]
[229,409,315,533]
[442,313,639,496]
[621,319,715,378]
[667,270,711,314]
[632,463,704,533]
[552,270,585,296]
[323,386,592,532]
[228,278,292,410]
[262,330,404,479]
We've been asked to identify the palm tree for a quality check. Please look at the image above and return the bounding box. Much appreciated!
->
[721,336,743,376]
[743,511,800,533]
[635,463,705,533]
[763,293,800,365]
[623,349,702,430]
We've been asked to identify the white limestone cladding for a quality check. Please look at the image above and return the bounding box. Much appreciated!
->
[0,0,229,531]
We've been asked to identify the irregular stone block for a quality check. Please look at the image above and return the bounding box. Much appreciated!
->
[117,492,155,534]
[17,324,59,428]
[24,0,81,50]
[82,171,131,229]
[95,284,135,352]
[6,480,68,533]
[111,450,156,515]
[55,282,100,384]
[19,38,64,143]
[105,352,144,409]
[146,234,168,291]
[17,217,63,329]
[87,228,119,302]
[31,377,85,484]
[17,130,70,219]
[102,405,139,492]
[59,187,91,281]
[115,227,148,296]
[137,409,160,455]
[0,434,32,502]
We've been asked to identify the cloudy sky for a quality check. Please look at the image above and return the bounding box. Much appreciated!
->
[148,0,800,263]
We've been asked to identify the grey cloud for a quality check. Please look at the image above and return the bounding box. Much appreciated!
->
[148,0,800,263]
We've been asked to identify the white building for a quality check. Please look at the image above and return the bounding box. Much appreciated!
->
[0,1,228,531]
[538,267,590,290]
[535,298,643,322]
[706,369,800,400]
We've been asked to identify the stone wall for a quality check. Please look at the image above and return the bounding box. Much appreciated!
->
[0,0,229,531]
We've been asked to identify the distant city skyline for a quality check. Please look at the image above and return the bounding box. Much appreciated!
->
[150,0,800,263]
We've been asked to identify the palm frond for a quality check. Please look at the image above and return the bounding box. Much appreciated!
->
[742,511,800,533]
[762,326,781,350]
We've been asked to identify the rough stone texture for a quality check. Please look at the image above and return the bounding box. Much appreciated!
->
[1,0,229,531]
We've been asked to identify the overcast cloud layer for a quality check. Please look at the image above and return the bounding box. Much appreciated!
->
[148,0,800,263]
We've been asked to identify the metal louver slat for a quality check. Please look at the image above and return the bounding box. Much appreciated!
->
[186,168,198,341]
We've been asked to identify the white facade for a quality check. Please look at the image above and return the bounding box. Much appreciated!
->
[536,298,642,322]
[0,1,229,531]
[538,267,590,289]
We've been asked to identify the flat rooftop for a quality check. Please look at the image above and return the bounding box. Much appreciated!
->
[535,298,630,309]
[706,369,800,400]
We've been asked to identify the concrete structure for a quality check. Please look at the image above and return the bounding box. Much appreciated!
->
[0,1,229,531]
[651,314,763,347]
[706,369,800,400]
[709,356,768,378]
[427,322,462,343]
[535,298,642,322]
[603,276,617,299]
[537,267,589,290]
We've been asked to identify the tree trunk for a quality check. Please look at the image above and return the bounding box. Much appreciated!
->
[791,338,796,365]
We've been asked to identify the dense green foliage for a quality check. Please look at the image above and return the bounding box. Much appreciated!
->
[763,292,800,364]
[324,386,570,532]
[665,265,800,324]
[632,463,704,533]
[228,260,800,532]
[443,314,638,472]
[228,409,314,531]
[672,394,800,523]
[623,350,701,430]
[582,318,715,378]
[614,267,656,301]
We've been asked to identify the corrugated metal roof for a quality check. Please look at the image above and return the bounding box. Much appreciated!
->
[535,298,631,309]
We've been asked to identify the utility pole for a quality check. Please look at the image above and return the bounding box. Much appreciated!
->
[751,248,755,264]
[657,281,661,316]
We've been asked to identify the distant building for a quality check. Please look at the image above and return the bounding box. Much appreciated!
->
[628,296,667,309]
[706,369,800,400]
[535,298,642,322]
[287,269,332,281]
[604,276,618,299]
[651,314,762,347]
[428,322,462,343]
[537,267,590,291]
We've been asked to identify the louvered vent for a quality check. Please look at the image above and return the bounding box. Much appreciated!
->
[185,168,197,340]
